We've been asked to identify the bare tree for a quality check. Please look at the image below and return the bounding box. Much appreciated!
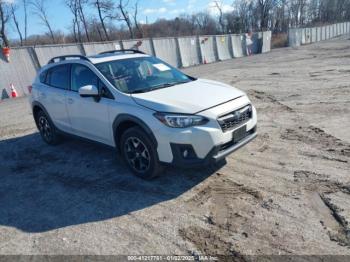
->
[257,0,274,30]
[235,0,253,32]
[194,12,218,35]
[10,4,23,46]
[23,0,28,43]
[213,1,225,33]
[65,0,82,42]
[77,0,90,41]
[90,18,104,41]
[92,0,116,41]
[30,0,56,43]
[0,0,10,47]
[132,0,143,38]
[117,0,134,39]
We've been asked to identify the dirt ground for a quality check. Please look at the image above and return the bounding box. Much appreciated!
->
[0,36,349,257]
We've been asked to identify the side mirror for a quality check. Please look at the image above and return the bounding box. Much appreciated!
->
[79,85,99,97]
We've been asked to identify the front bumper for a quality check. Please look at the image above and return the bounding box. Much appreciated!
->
[168,126,257,168]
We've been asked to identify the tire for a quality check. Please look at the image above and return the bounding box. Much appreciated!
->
[120,127,163,179]
[36,110,61,145]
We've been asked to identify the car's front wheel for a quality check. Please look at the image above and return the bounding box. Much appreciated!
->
[120,127,163,179]
[36,110,60,145]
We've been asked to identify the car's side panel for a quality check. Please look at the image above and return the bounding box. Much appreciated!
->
[34,83,72,133]
[65,92,113,145]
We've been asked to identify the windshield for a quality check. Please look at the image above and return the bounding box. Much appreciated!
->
[95,56,194,94]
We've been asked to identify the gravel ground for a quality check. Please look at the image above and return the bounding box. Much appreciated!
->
[0,37,349,257]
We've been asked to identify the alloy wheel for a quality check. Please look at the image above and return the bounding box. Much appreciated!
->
[38,116,52,142]
[124,137,151,173]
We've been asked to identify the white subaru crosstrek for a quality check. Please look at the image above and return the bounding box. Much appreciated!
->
[29,50,257,179]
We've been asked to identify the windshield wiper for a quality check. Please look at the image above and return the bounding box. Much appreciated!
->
[129,89,148,94]
[150,80,190,91]
[150,82,176,91]
[130,80,191,94]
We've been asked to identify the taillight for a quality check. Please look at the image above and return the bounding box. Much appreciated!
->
[27,85,32,94]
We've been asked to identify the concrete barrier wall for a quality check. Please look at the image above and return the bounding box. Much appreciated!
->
[289,22,350,47]
[316,27,321,42]
[122,39,154,55]
[0,48,38,100]
[231,34,246,57]
[251,32,263,54]
[177,36,200,67]
[311,28,317,43]
[262,31,272,53]
[35,44,84,66]
[321,26,326,40]
[288,28,302,47]
[340,23,343,34]
[216,35,232,60]
[329,25,334,38]
[305,28,311,44]
[199,36,217,64]
[335,24,338,35]
[152,37,181,68]
[83,42,120,56]
[341,23,344,34]
[301,28,306,44]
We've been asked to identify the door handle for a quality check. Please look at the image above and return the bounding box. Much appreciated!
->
[68,98,74,104]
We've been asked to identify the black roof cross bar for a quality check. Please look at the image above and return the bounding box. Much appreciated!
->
[48,55,91,64]
[99,49,146,55]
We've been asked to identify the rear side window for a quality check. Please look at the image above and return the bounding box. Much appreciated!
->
[45,65,70,90]
[39,71,47,83]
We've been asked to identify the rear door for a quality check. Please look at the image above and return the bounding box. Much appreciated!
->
[40,64,71,132]
[65,64,114,145]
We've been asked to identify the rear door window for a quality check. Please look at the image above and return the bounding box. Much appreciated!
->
[46,65,70,90]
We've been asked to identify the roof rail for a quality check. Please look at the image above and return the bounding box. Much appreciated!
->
[99,49,146,55]
[48,55,91,64]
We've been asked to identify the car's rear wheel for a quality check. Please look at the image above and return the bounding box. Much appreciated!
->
[120,127,163,179]
[36,110,60,145]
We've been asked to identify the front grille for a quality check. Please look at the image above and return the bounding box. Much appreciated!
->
[218,104,252,132]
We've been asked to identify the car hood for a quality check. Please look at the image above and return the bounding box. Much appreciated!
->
[131,79,245,114]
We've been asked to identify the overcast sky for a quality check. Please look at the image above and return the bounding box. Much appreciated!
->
[7,0,235,38]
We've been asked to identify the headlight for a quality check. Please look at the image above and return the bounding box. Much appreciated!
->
[154,113,209,128]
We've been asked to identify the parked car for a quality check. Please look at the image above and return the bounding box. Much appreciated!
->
[29,50,257,179]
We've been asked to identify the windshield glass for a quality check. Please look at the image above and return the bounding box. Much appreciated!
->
[95,56,194,94]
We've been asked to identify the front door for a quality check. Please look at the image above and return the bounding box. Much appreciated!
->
[66,64,113,145]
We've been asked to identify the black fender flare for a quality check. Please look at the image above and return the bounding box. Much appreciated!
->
[31,101,54,128]
[112,114,158,149]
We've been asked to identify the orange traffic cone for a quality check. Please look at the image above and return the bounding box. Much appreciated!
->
[10,83,18,98]
[2,47,10,62]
